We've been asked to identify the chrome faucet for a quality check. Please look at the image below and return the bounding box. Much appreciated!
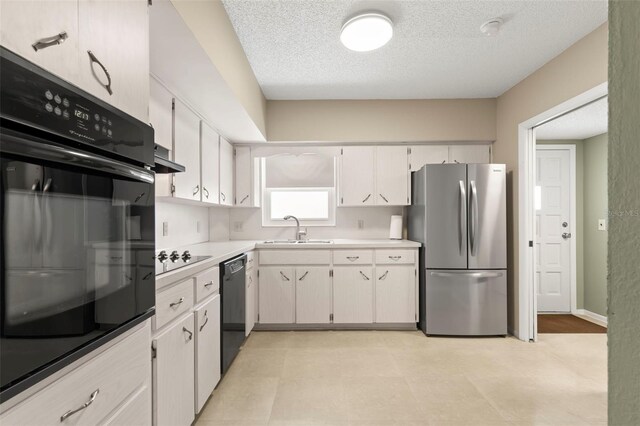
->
[284,215,307,241]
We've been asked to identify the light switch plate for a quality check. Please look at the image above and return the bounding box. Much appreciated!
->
[233,221,243,232]
[197,221,201,233]
[598,219,607,231]
[162,221,169,236]
[358,219,365,229]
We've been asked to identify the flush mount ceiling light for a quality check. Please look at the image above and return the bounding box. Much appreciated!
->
[340,12,393,52]
[480,17,503,37]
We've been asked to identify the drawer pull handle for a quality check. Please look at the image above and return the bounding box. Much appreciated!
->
[87,50,112,95]
[280,271,290,281]
[33,31,68,52]
[221,192,226,202]
[199,311,209,331]
[359,271,370,281]
[346,256,359,261]
[362,193,371,203]
[60,389,99,422]
[388,256,402,261]
[379,194,389,203]
[182,326,193,340]
[298,271,309,281]
[204,281,214,288]
[170,297,184,308]
[378,270,389,280]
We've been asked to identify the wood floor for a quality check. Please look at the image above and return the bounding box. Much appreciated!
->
[538,314,607,333]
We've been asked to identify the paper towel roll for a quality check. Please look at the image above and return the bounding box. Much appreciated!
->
[389,215,403,240]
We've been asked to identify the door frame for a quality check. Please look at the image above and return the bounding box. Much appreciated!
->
[534,144,577,316]
[517,82,607,342]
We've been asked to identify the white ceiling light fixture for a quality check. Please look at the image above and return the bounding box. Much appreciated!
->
[480,18,504,37]
[340,12,393,52]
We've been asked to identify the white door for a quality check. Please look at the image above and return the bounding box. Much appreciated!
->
[376,146,409,205]
[333,267,374,323]
[173,99,201,201]
[295,267,332,324]
[449,145,491,164]
[258,267,295,323]
[375,266,416,323]
[195,295,221,414]
[219,137,234,206]
[409,146,449,171]
[149,78,173,150]
[201,122,220,204]
[340,147,375,206]
[536,148,573,312]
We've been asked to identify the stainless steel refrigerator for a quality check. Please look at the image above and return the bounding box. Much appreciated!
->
[408,164,507,336]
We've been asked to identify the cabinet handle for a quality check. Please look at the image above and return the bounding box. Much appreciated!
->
[378,270,389,280]
[60,389,99,422]
[221,192,226,202]
[346,256,359,262]
[298,271,309,281]
[32,31,68,52]
[182,327,193,341]
[362,194,371,203]
[379,194,389,203]
[170,297,184,308]
[199,311,209,331]
[240,195,249,204]
[87,50,112,95]
[204,281,214,288]
[193,185,200,196]
[388,255,402,261]
[359,271,370,280]
[203,187,209,199]
[280,271,290,281]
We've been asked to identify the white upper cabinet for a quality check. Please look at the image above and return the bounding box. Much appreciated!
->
[149,77,173,150]
[219,137,234,206]
[376,146,410,206]
[201,122,220,205]
[173,99,201,201]
[340,146,375,206]
[448,145,491,164]
[409,146,449,171]
[78,0,149,122]
[0,1,79,85]
[234,146,260,207]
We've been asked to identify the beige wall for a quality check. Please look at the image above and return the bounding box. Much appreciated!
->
[493,23,608,335]
[171,0,267,138]
[267,99,496,142]
[608,1,640,421]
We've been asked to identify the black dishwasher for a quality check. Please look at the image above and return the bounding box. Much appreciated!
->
[220,254,246,374]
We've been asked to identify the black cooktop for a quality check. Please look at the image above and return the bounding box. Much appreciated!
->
[156,250,211,275]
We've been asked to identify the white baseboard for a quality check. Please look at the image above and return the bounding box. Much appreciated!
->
[573,309,608,327]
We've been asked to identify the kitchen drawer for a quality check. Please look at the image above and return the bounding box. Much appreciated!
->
[195,267,219,303]
[155,279,194,330]
[259,250,331,265]
[102,385,151,425]
[333,250,373,265]
[375,249,416,264]
[0,322,150,425]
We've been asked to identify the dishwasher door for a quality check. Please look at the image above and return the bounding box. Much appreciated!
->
[220,254,247,374]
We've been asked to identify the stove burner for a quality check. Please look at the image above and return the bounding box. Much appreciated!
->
[155,250,211,275]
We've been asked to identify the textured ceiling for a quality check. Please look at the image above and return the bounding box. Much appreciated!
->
[221,0,607,100]
[536,97,608,140]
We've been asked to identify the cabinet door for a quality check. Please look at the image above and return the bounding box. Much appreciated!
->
[195,295,221,414]
[153,315,195,426]
[219,137,234,206]
[149,78,173,150]
[258,267,294,324]
[78,0,149,122]
[0,1,79,85]
[375,266,416,323]
[340,146,375,206]
[409,146,449,171]
[235,146,254,207]
[333,267,373,323]
[376,146,409,205]
[201,122,220,205]
[173,99,201,201]
[103,385,151,426]
[246,268,255,336]
[295,267,332,324]
[449,145,491,164]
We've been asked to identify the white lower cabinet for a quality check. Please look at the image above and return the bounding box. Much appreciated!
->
[103,386,151,426]
[153,314,195,426]
[246,262,257,336]
[375,266,416,323]
[195,295,221,414]
[295,266,332,324]
[258,266,295,323]
[333,266,374,324]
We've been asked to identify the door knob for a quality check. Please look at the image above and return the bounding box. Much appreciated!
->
[562,232,572,239]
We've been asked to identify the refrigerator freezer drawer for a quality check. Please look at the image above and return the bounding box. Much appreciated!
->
[425,269,507,336]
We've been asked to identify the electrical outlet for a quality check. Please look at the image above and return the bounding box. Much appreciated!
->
[358,219,365,230]
[598,219,608,231]
[233,221,244,232]
[162,221,169,236]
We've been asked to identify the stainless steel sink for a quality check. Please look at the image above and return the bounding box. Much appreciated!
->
[262,239,333,244]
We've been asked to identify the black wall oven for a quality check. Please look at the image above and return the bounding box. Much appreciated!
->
[0,47,155,402]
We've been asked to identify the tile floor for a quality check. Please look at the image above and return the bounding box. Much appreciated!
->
[196,331,607,425]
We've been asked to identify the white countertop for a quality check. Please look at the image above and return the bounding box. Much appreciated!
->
[254,239,421,249]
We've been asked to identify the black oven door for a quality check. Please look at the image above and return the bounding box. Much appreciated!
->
[0,128,155,398]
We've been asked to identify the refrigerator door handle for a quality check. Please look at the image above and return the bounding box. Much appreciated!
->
[458,180,466,255]
[430,271,503,279]
[470,180,478,256]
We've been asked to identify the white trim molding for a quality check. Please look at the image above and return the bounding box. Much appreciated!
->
[574,309,608,327]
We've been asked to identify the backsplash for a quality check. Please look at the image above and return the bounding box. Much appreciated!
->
[155,201,211,250]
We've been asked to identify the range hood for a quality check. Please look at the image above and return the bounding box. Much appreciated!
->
[153,144,185,174]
